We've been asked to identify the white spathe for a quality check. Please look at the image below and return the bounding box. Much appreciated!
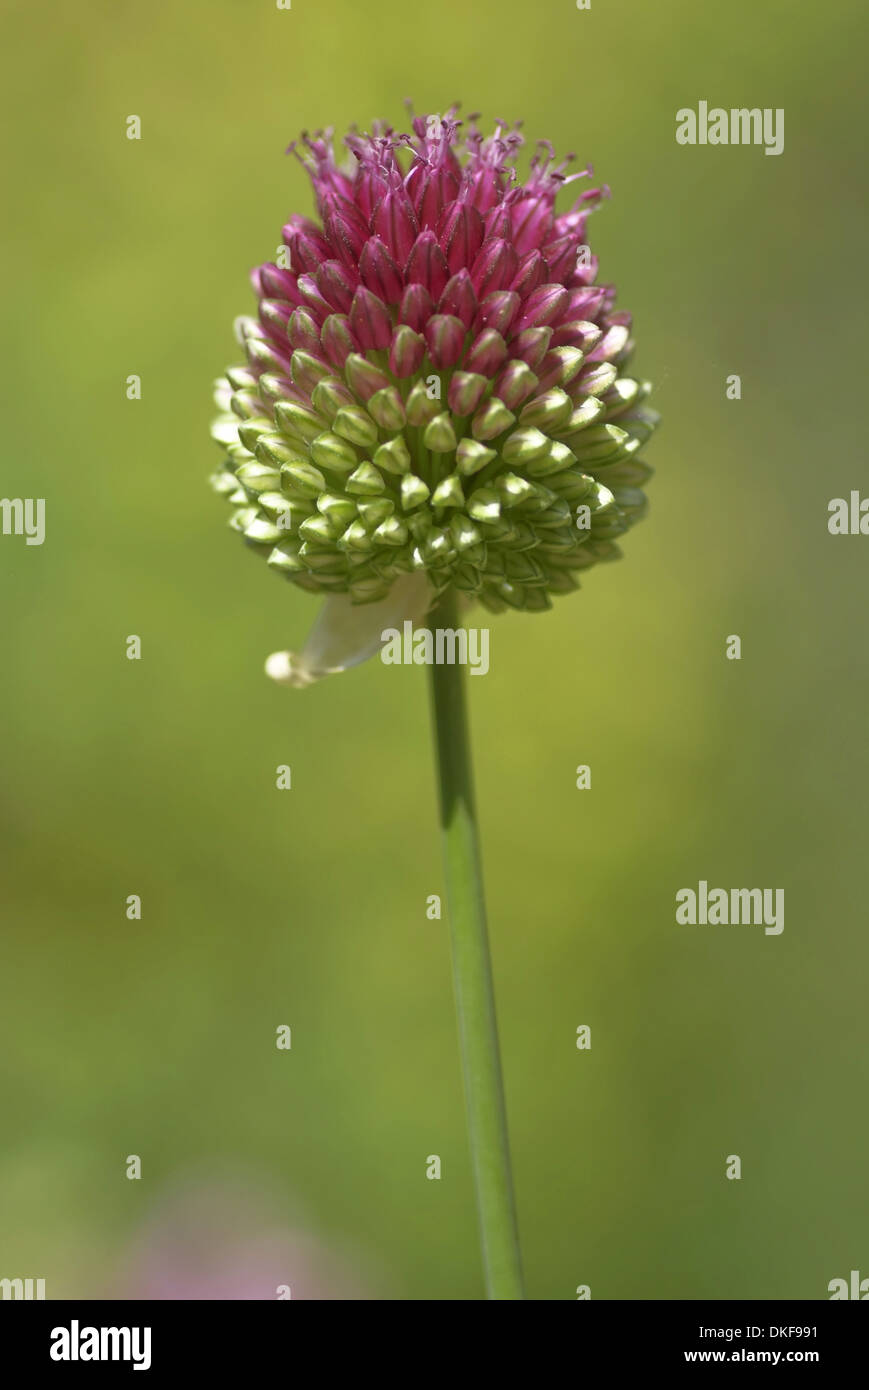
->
[265,572,435,688]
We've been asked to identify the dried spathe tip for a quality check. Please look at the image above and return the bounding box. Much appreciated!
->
[265,571,433,687]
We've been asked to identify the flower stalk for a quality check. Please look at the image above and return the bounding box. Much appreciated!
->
[428,589,524,1299]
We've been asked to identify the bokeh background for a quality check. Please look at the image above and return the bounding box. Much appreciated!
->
[2,0,867,1300]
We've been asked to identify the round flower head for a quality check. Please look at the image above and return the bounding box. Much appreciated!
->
[210,109,658,682]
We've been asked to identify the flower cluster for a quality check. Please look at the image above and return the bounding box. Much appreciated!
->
[210,110,657,618]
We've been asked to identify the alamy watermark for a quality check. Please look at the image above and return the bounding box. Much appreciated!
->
[676,881,784,935]
[380,621,489,675]
[828,1269,869,1299]
[50,1321,151,1371]
[0,1276,45,1299]
[0,497,45,545]
[676,103,784,156]
[828,492,869,534]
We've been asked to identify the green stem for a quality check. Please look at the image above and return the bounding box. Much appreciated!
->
[428,589,525,1300]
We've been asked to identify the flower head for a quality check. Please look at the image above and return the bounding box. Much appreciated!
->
[210,109,658,679]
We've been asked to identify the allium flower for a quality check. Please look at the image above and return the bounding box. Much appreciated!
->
[210,108,657,684]
[208,109,660,1298]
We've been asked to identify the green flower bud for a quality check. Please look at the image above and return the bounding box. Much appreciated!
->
[430,474,466,509]
[401,474,431,511]
[309,432,360,474]
[333,405,380,449]
[311,378,356,421]
[273,401,328,443]
[373,437,412,475]
[456,440,497,476]
[280,461,327,498]
[423,413,459,454]
[346,463,386,496]
[367,387,407,432]
[471,399,516,441]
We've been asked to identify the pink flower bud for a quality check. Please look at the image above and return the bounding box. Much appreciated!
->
[320,312,358,368]
[282,217,332,274]
[287,307,322,353]
[389,324,426,378]
[474,290,520,337]
[509,194,554,255]
[471,238,519,297]
[437,200,485,275]
[465,327,508,376]
[316,259,359,314]
[399,282,435,332]
[359,236,404,305]
[425,314,466,369]
[510,250,546,299]
[322,197,370,268]
[513,284,569,333]
[254,264,304,305]
[510,326,553,370]
[373,186,419,263]
[438,270,477,328]
[407,160,461,230]
[296,273,331,321]
[349,286,393,351]
[405,230,450,299]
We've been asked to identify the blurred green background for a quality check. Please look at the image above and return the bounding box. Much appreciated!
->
[2,0,867,1300]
